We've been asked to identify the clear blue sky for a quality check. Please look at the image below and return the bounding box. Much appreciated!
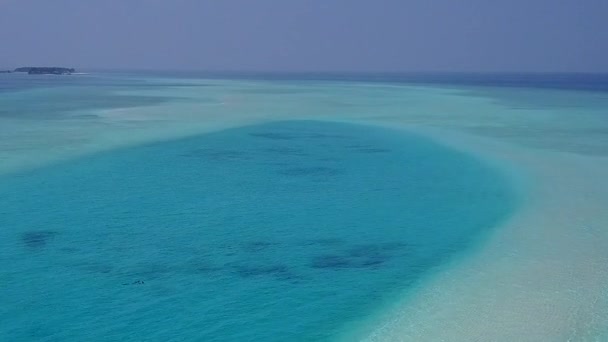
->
[1,0,607,72]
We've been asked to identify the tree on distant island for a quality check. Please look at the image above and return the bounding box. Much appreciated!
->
[14,67,75,75]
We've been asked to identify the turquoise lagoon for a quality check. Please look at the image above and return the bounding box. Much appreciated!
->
[0,118,514,340]
[8,72,594,340]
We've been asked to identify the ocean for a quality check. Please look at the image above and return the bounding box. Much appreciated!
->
[1,72,607,341]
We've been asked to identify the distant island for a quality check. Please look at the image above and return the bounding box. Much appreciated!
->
[14,67,76,75]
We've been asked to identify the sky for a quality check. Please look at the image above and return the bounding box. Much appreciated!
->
[0,0,607,72]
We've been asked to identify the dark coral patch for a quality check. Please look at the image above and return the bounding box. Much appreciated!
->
[122,280,145,286]
[311,242,407,270]
[359,257,386,267]
[21,231,58,249]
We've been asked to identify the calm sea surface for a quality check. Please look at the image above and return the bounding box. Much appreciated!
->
[3,71,606,340]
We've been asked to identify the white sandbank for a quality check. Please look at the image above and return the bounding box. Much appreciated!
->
[350,123,608,341]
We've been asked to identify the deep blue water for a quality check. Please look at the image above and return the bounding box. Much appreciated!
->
[0,72,196,94]
[4,71,608,92]
[0,120,514,341]
[0,73,139,93]
[108,70,608,92]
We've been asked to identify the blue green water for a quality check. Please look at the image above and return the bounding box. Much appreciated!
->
[0,117,514,340]
[0,73,179,119]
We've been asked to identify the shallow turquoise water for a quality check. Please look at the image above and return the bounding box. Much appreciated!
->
[0,120,514,341]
